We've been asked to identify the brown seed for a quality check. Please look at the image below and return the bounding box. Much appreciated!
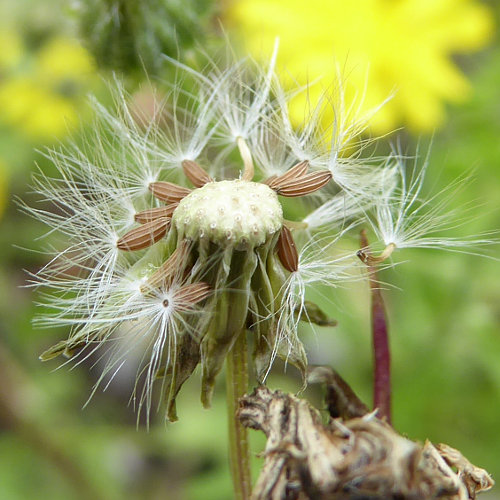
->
[134,204,178,224]
[275,170,332,197]
[266,160,310,189]
[277,225,299,272]
[140,242,190,292]
[116,218,170,251]
[149,182,191,203]
[182,160,213,188]
[174,282,211,311]
[262,175,278,186]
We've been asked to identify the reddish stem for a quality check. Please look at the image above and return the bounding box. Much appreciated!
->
[359,230,391,424]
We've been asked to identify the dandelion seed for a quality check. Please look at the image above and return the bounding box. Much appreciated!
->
[362,150,498,263]
[116,218,171,251]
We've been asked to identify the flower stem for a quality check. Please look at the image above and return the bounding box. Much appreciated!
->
[360,230,391,424]
[226,330,252,500]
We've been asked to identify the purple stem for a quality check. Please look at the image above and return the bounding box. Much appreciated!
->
[360,230,391,424]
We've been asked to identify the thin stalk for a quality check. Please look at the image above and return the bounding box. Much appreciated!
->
[359,230,391,424]
[226,330,252,500]
[237,137,255,181]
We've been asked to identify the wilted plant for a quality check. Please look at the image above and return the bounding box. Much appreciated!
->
[26,47,496,499]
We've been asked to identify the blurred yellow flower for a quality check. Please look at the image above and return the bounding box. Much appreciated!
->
[37,37,95,83]
[0,78,78,139]
[0,33,95,141]
[0,30,23,70]
[226,0,494,133]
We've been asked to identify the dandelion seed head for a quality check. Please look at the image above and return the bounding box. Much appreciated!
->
[27,46,494,421]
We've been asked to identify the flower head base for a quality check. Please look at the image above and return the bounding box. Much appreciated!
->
[172,179,283,249]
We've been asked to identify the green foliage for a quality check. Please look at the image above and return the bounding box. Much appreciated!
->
[76,0,216,75]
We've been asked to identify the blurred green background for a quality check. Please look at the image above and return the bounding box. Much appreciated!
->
[0,0,499,499]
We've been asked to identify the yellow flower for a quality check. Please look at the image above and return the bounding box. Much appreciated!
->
[0,30,23,70]
[36,37,95,83]
[0,34,96,141]
[226,0,494,133]
[0,77,78,140]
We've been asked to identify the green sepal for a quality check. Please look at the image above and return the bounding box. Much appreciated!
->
[200,247,258,408]
[39,338,88,361]
[251,244,277,382]
[39,340,68,361]
[165,332,201,422]
[296,301,337,327]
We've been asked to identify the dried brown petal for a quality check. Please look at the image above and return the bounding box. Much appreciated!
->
[182,160,213,188]
[266,160,309,189]
[275,170,332,197]
[436,443,494,496]
[134,204,178,224]
[140,242,189,292]
[149,182,191,203]
[307,366,369,419]
[239,386,492,500]
[174,282,211,311]
[277,225,298,272]
[116,218,170,251]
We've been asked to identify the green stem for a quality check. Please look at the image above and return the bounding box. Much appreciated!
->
[226,330,252,500]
